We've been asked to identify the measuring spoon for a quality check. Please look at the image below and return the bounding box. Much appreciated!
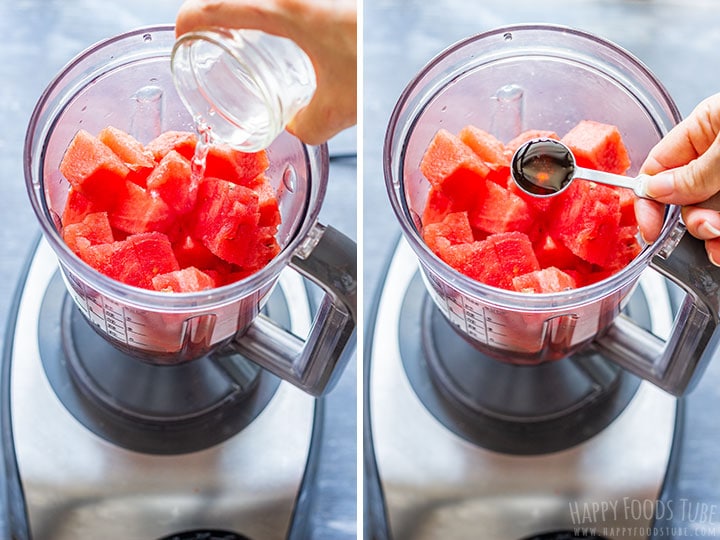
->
[510,138,650,198]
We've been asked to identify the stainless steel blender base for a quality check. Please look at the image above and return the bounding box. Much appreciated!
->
[9,238,315,540]
[368,238,677,540]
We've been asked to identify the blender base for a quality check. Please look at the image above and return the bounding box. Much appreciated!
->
[5,238,316,540]
[367,238,678,540]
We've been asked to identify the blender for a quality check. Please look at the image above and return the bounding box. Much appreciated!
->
[366,25,720,539]
[5,25,356,540]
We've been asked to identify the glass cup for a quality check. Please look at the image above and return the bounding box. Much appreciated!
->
[171,27,316,151]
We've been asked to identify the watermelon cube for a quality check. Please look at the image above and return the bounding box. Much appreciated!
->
[128,231,180,275]
[441,240,506,288]
[109,181,175,235]
[420,129,490,200]
[61,187,107,226]
[204,143,270,186]
[533,231,584,270]
[98,125,155,186]
[59,129,129,206]
[81,240,142,286]
[82,232,179,289]
[241,227,282,270]
[512,267,577,294]
[604,226,642,272]
[146,150,197,215]
[421,187,467,226]
[146,130,198,161]
[550,180,622,266]
[192,178,262,266]
[469,181,535,236]
[487,231,540,287]
[458,125,509,184]
[151,267,216,293]
[172,233,228,271]
[63,211,114,255]
[422,211,474,256]
[561,120,631,175]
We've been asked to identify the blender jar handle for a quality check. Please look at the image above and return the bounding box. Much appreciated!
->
[230,223,357,397]
[594,224,720,396]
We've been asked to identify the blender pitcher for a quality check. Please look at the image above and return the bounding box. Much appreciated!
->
[24,26,356,397]
[385,24,720,396]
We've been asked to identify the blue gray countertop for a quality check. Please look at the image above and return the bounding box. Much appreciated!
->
[364,1,720,538]
[0,1,356,539]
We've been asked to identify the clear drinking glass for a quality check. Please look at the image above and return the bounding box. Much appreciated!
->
[171,28,316,151]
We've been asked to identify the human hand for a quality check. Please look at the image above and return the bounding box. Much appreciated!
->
[636,93,720,265]
[176,0,357,146]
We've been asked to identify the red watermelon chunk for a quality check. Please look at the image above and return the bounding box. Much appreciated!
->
[469,181,535,236]
[549,180,622,266]
[512,267,577,294]
[109,181,175,235]
[458,125,509,184]
[487,231,540,288]
[81,232,178,289]
[146,130,198,161]
[151,266,216,293]
[59,129,129,206]
[561,120,631,175]
[420,129,490,200]
[204,143,270,186]
[172,233,227,270]
[241,227,282,270]
[533,231,584,270]
[128,231,180,276]
[604,226,642,273]
[192,178,262,266]
[423,211,474,255]
[63,211,114,255]
[81,241,141,286]
[98,125,155,186]
[146,150,197,215]
[422,187,466,226]
[441,240,506,288]
[61,187,107,226]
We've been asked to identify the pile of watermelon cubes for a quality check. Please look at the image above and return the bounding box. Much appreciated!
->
[58,126,281,292]
[420,120,642,293]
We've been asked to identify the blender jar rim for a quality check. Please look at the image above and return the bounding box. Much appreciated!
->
[24,25,330,310]
[383,23,683,310]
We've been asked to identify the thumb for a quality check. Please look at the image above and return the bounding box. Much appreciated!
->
[645,135,720,205]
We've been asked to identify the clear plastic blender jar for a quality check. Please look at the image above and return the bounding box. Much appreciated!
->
[25,26,356,396]
[385,24,720,396]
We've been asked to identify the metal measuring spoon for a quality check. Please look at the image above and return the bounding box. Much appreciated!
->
[510,138,650,198]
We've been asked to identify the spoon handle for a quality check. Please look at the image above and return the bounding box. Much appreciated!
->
[574,166,651,199]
